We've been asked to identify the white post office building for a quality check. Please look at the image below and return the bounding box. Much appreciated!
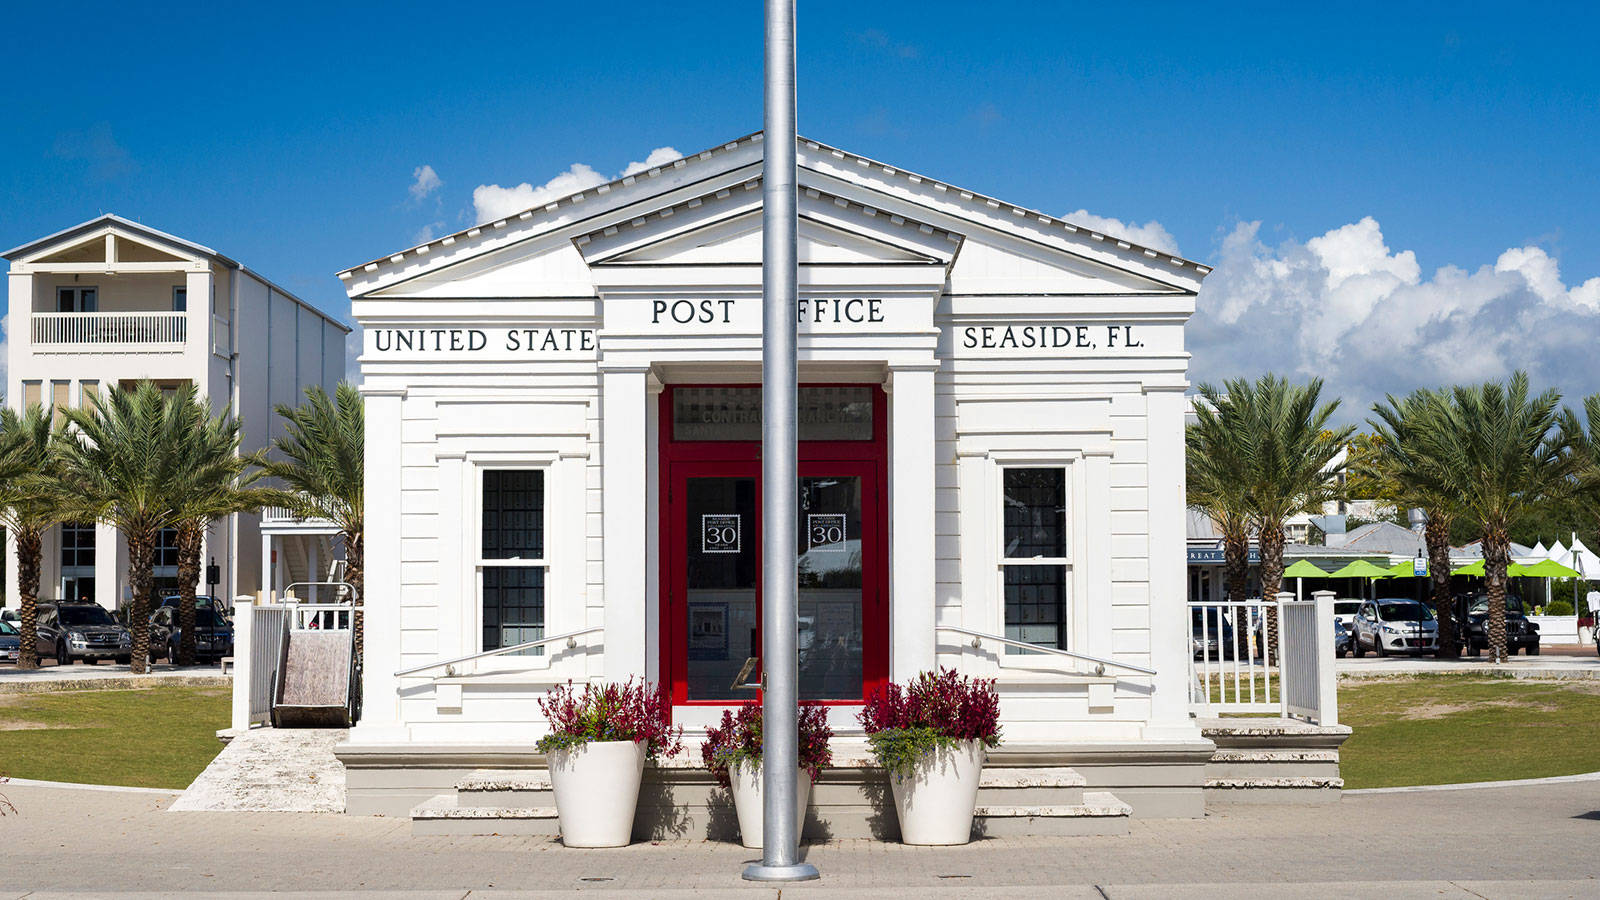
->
[3,216,348,614]
[341,134,1221,823]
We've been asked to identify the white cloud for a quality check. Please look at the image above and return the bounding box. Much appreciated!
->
[1191,216,1600,418]
[471,147,680,224]
[1062,209,1181,256]
[409,164,442,201]
[412,221,444,245]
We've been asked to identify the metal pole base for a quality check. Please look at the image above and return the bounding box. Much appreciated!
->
[742,862,820,883]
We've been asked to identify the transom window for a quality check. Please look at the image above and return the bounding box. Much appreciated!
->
[479,469,546,656]
[155,527,180,569]
[1001,467,1069,651]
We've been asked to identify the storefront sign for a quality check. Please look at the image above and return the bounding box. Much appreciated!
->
[1188,547,1261,565]
[807,514,847,551]
[365,327,597,359]
[960,324,1143,351]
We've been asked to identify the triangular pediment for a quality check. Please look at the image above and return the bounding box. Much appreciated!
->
[592,211,943,266]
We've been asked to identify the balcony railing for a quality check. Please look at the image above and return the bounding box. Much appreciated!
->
[31,312,187,349]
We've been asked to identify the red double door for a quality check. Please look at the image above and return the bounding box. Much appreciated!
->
[659,386,889,708]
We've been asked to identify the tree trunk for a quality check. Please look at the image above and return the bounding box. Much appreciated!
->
[175,521,204,666]
[1426,516,1459,657]
[1220,516,1251,659]
[15,527,41,670]
[127,529,156,675]
[345,529,364,669]
[1259,521,1285,666]
[1482,525,1511,664]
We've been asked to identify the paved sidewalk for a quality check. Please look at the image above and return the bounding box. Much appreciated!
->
[2,776,1596,895]
[0,660,229,693]
[1338,651,1600,678]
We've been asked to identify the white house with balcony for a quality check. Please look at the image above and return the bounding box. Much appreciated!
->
[3,214,348,615]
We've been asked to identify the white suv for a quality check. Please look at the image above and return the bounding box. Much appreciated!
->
[1351,598,1438,657]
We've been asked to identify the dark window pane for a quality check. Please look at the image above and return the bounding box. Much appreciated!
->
[483,566,544,655]
[1003,468,1065,558]
[1004,564,1066,650]
[482,469,544,560]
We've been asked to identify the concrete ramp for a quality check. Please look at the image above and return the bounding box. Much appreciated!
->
[273,630,354,728]
[169,727,346,812]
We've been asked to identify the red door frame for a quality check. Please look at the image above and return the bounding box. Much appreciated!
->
[658,384,889,707]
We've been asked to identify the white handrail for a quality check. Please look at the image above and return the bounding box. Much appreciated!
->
[395,626,603,678]
[936,625,1157,677]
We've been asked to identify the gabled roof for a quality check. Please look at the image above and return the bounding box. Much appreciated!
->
[3,213,235,265]
[338,132,1210,287]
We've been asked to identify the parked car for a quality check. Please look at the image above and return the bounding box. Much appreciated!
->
[1350,598,1438,657]
[148,604,235,664]
[1333,599,1363,631]
[1456,593,1540,656]
[0,620,20,663]
[1190,606,1237,660]
[36,602,132,665]
[1334,618,1352,658]
[0,608,17,625]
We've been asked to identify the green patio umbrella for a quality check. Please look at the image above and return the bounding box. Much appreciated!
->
[1384,560,1420,578]
[1512,558,1582,578]
[1326,559,1395,579]
[1450,559,1485,577]
[1283,560,1330,578]
[1283,559,1330,600]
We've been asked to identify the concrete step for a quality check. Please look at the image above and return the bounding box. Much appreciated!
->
[1207,749,1341,781]
[975,791,1132,836]
[977,766,1086,805]
[1204,776,1344,805]
[410,793,559,836]
[455,769,552,807]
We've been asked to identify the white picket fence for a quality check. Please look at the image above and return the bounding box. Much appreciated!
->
[1189,590,1338,725]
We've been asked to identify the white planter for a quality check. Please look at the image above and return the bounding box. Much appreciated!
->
[888,739,985,846]
[547,739,646,847]
[727,759,811,849]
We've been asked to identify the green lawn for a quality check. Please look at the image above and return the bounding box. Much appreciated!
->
[0,685,229,789]
[1338,676,1600,788]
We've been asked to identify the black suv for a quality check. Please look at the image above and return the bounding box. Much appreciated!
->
[36,602,133,665]
[1456,593,1540,656]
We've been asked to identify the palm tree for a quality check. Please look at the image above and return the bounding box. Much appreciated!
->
[1399,373,1571,662]
[56,382,194,674]
[1187,404,1254,605]
[1195,376,1353,661]
[168,400,270,666]
[0,404,71,670]
[1368,391,1465,657]
[262,383,364,662]
[1558,394,1600,616]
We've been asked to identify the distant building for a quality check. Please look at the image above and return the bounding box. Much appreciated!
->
[2,215,348,612]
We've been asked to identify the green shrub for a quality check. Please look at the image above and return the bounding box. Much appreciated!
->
[1545,600,1574,617]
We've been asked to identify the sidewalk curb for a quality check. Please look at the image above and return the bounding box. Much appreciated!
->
[1345,770,1600,795]
[3,776,181,794]
[0,673,230,694]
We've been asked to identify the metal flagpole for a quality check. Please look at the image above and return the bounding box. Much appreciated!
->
[744,0,818,883]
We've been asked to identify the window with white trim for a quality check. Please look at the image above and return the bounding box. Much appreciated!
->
[1001,467,1069,651]
[480,469,546,656]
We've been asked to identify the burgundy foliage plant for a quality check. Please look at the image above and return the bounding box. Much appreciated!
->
[858,669,1001,775]
[699,701,834,788]
[536,678,683,761]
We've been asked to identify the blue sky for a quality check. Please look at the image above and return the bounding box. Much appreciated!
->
[4,1,1597,414]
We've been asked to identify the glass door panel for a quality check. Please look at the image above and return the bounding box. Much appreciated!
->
[797,475,863,700]
[684,475,758,701]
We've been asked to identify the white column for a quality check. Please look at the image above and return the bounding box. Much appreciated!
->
[94,522,118,610]
[230,598,253,731]
[351,388,405,740]
[888,366,937,681]
[307,540,320,603]
[1312,589,1339,726]
[1143,386,1203,740]
[184,268,212,365]
[601,368,649,683]
[260,530,272,597]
